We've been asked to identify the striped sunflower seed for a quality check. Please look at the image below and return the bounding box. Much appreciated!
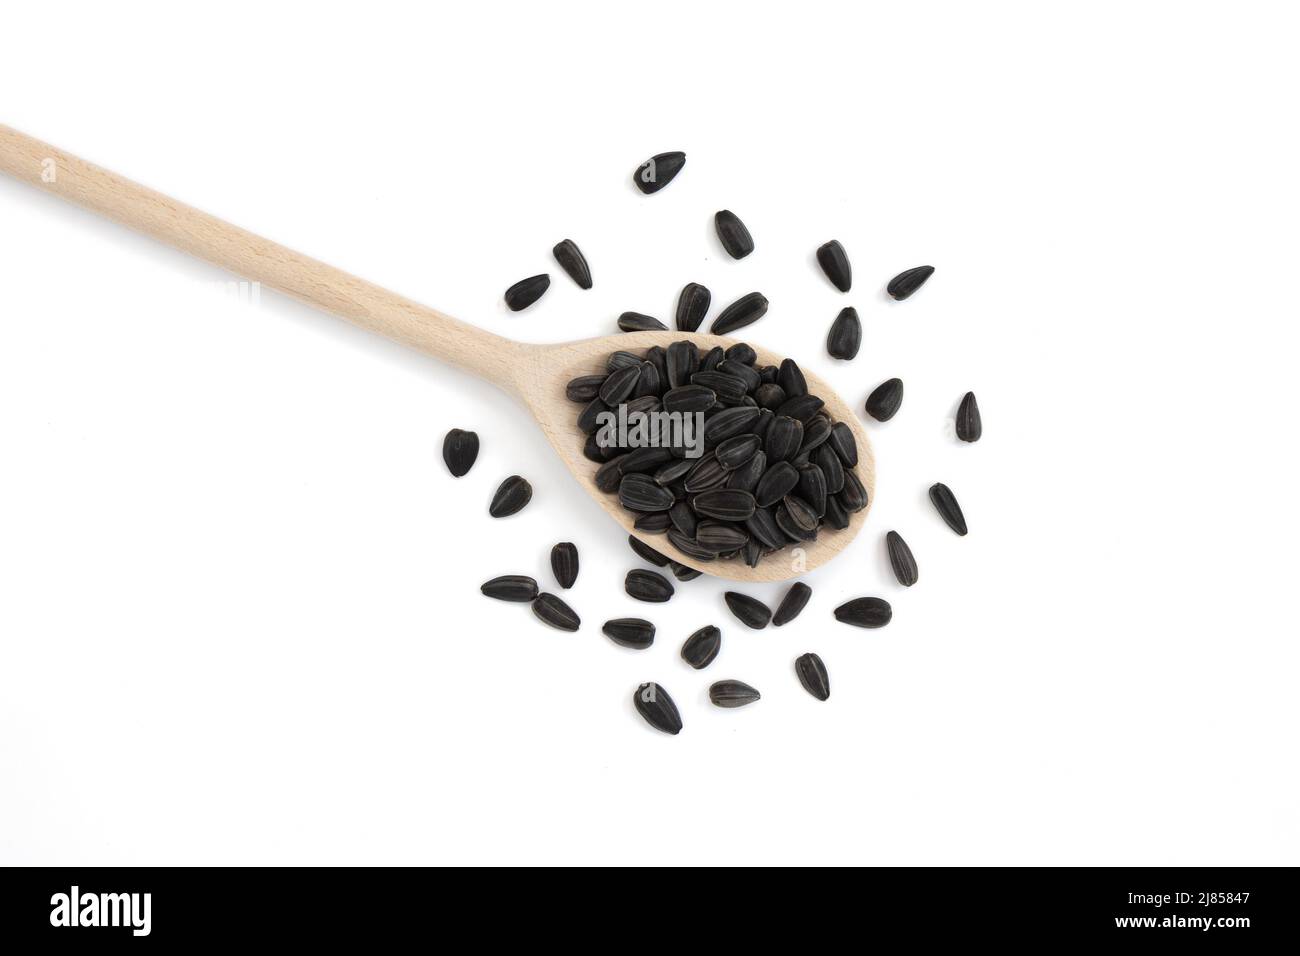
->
[619,474,674,512]
[772,582,811,626]
[726,450,766,493]
[489,476,533,517]
[646,345,668,382]
[598,363,642,404]
[607,350,641,371]
[696,521,749,553]
[504,274,550,312]
[629,534,671,567]
[714,210,755,259]
[665,340,700,387]
[634,361,661,398]
[709,680,761,708]
[754,383,786,410]
[777,394,825,423]
[620,446,673,474]
[816,240,852,292]
[755,461,800,507]
[781,494,819,532]
[668,500,698,538]
[826,307,862,360]
[692,488,757,522]
[775,504,816,542]
[635,512,671,533]
[715,434,761,470]
[838,470,868,513]
[956,391,982,442]
[633,682,682,734]
[724,591,772,629]
[833,597,892,629]
[929,483,967,535]
[800,415,832,453]
[716,360,761,393]
[744,507,785,550]
[667,528,717,561]
[442,428,480,477]
[812,444,844,494]
[764,417,803,463]
[700,346,724,371]
[778,358,807,398]
[654,458,693,485]
[634,151,686,195]
[594,456,624,492]
[866,378,904,422]
[618,311,667,332]
[577,397,609,433]
[552,239,592,289]
[797,465,828,516]
[681,625,721,669]
[703,405,761,443]
[480,575,539,602]
[823,496,850,530]
[887,264,934,300]
[675,283,711,333]
[625,569,675,603]
[670,561,703,581]
[566,374,605,403]
[532,592,581,631]
[662,384,716,414]
[794,652,830,701]
[742,539,762,567]
[691,370,748,405]
[710,291,768,335]
[551,542,579,589]
[583,434,607,463]
[603,618,655,649]
[886,531,918,586]
[829,421,858,466]
[684,454,729,493]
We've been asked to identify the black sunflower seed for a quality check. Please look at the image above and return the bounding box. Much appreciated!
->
[826,307,862,360]
[772,582,812,626]
[775,504,816,542]
[594,456,624,492]
[603,618,655,649]
[635,512,671,533]
[777,394,825,423]
[504,274,550,311]
[597,364,641,404]
[754,383,786,410]
[710,291,768,335]
[489,476,532,517]
[618,311,667,332]
[755,461,800,507]
[691,370,748,405]
[645,344,668,380]
[532,592,580,631]
[823,496,850,530]
[552,239,592,289]
[829,421,858,466]
[716,359,761,393]
[725,343,756,365]
[622,395,660,416]
[799,415,832,454]
[551,542,579,588]
[726,450,766,493]
[794,652,830,701]
[577,397,609,434]
[886,531,918,586]
[833,597,892,628]
[565,374,605,403]
[634,151,686,195]
[816,240,852,292]
[583,434,607,463]
[709,679,761,708]
[724,592,772,629]
[619,474,674,512]
[744,507,784,549]
[956,391,982,442]
[929,483,967,535]
[480,575,538,602]
[758,364,778,384]
[696,521,749,553]
[620,446,673,474]
[654,458,693,485]
[887,265,934,300]
[674,283,711,333]
[812,444,844,494]
[778,358,807,398]
[865,378,904,422]
[742,539,761,567]
[633,361,661,398]
[668,527,716,561]
[715,434,761,470]
[607,350,641,372]
[697,347,723,372]
[670,561,703,581]
[764,418,804,464]
[629,534,671,567]
[665,340,700,388]
[683,454,728,493]
[703,406,761,444]
[797,465,828,516]
[662,384,716,414]
[668,500,699,538]
[681,625,721,669]
[625,569,675,603]
[781,494,819,532]
[442,428,480,477]
[838,470,868,513]
[714,210,755,259]
[633,682,682,734]
[751,408,774,440]
[692,488,757,522]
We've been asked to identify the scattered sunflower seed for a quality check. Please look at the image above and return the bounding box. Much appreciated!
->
[887,265,935,300]
[442,428,480,477]
[826,307,862,360]
[626,569,675,603]
[633,682,682,734]
[709,679,761,708]
[675,283,711,333]
[724,591,772,629]
[714,210,755,259]
[532,592,581,631]
[504,274,550,312]
[865,378,904,422]
[618,311,667,332]
[772,582,812,626]
[681,625,721,669]
[794,652,830,701]
[489,476,533,517]
[603,618,655,649]
[634,152,686,195]
[551,542,579,589]
[956,391,982,442]
[929,482,967,535]
[833,597,892,629]
[629,535,671,567]
[480,575,539,602]
[709,292,769,335]
[886,531,918,586]
[670,560,703,581]
[552,239,592,289]
[816,240,852,292]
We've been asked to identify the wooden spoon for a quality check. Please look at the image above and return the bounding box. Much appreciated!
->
[0,125,874,582]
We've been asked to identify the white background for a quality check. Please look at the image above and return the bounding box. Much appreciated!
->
[1,1,1296,866]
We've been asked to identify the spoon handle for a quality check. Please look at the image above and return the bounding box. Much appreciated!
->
[0,125,523,384]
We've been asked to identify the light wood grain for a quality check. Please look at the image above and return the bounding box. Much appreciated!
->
[0,124,873,581]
